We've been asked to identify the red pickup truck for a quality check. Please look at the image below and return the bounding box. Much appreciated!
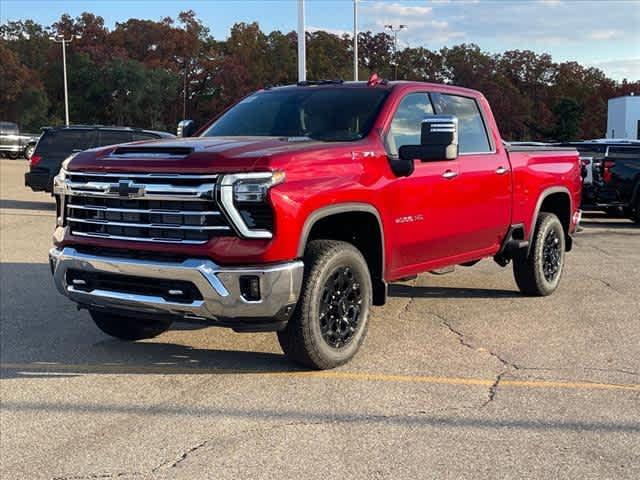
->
[49,80,581,369]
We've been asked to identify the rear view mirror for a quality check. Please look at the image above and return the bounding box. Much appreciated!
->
[177,120,196,138]
[398,115,459,162]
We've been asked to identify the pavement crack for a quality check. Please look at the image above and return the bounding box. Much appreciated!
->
[439,315,520,371]
[52,472,140,480]
[481,370,507,407]
[437,314,519,407]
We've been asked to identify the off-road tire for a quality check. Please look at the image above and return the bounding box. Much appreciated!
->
[90,310,172,340]
[513,213,566,296]
[277,240,372,370]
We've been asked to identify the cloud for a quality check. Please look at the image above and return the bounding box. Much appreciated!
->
[369,2,433,18]
[307,25,350,37]
[361,1,465,46]
[588,30,618,41]
[589,58,640,81]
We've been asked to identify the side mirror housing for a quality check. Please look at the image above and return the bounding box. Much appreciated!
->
[177,120,196,138]
[398,115,459,162]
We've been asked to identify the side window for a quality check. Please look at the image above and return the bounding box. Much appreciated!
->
[132,132,159,142]
[431,93,491,153]
[386,93,434,156]
[99,130,132,147]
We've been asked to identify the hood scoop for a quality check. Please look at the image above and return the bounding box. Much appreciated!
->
[109,146,194,159]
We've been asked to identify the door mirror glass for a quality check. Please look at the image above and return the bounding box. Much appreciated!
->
[398,115,459,162]
[177,120,196,138]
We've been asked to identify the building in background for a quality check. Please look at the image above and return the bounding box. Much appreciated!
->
[607,94,640,140]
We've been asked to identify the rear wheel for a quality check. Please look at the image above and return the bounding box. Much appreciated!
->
[513,213,566,296]
[90,310,172,340]
[277,240,372,370]
[7,151,19,160]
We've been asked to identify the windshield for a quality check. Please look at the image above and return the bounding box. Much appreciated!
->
[202,87,389,142]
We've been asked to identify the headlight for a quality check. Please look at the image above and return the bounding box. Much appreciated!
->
[219,172,285,239]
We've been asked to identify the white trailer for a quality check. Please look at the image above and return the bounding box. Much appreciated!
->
[607,95,640,140]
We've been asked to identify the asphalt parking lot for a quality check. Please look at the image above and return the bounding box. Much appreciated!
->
[1,157,639,479]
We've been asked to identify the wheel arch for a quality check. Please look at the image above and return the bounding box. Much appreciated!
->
[529,186,573,252]
[298,203,387,305]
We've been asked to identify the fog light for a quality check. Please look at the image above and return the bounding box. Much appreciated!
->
[239,276,261,301]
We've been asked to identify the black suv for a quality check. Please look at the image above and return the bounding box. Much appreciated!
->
[25,125,174,192]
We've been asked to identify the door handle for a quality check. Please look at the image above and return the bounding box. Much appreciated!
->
[495,166,509,175]
[442,170,458,180]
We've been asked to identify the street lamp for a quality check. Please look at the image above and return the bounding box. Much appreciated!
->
[384,24,407,80]
[50,33,81,126]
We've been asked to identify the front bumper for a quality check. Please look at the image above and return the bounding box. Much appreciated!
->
[49,247,304,330]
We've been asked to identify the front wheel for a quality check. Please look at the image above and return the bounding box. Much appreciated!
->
[90,310,172,340]
[513,213,566,296]
[277,240,372,370]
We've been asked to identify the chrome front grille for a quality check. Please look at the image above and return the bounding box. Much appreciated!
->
[62,172,231,244]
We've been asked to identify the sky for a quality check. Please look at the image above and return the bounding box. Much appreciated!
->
[2,0,639,81]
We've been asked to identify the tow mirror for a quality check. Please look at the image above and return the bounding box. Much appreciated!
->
[177,120,196,138]
[398,115,459,162]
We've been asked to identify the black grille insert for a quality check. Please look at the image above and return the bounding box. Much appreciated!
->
[67,269,203,304]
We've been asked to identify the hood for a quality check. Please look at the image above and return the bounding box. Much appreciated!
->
[67,136,346,173]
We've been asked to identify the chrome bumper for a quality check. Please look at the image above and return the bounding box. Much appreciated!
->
[49,247,304,323]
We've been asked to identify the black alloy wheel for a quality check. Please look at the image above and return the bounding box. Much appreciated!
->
[542,228,562,282]
[319,266,363,349]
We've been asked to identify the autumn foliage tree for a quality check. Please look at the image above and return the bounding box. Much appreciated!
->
[1,11,638,139]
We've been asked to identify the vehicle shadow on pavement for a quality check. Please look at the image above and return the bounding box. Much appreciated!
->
[0,198,55,211]
[0,262,302,379]
[388,284,521,299]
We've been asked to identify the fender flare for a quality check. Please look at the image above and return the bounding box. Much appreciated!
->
[528,186,572,251]
[297,202,385,259]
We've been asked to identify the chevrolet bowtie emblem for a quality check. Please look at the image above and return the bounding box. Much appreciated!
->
[108,180,145,198]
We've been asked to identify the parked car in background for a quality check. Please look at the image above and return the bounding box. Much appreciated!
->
[25,125,174,192]
[0,121,40,159]
[564,139,640,223]
[49,80,581,369]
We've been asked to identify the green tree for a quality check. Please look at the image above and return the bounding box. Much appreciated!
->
[552,98,583,141]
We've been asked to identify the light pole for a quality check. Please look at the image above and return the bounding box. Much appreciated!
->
[297,0,306,82]
[353,0,358,81]
[50,34,80,126]
[384,24,407,81]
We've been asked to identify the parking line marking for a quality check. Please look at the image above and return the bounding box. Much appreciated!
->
[1,363,638,392]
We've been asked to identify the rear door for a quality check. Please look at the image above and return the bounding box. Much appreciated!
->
[430,93,511,253]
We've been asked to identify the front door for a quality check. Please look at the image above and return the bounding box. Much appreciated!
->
[385,92,466,278]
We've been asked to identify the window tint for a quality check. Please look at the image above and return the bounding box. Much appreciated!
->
[387,93,434,156]
[132,132,160,142]
[431,93,491,153]
[34,129,96,155]
[99,130,132,147]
